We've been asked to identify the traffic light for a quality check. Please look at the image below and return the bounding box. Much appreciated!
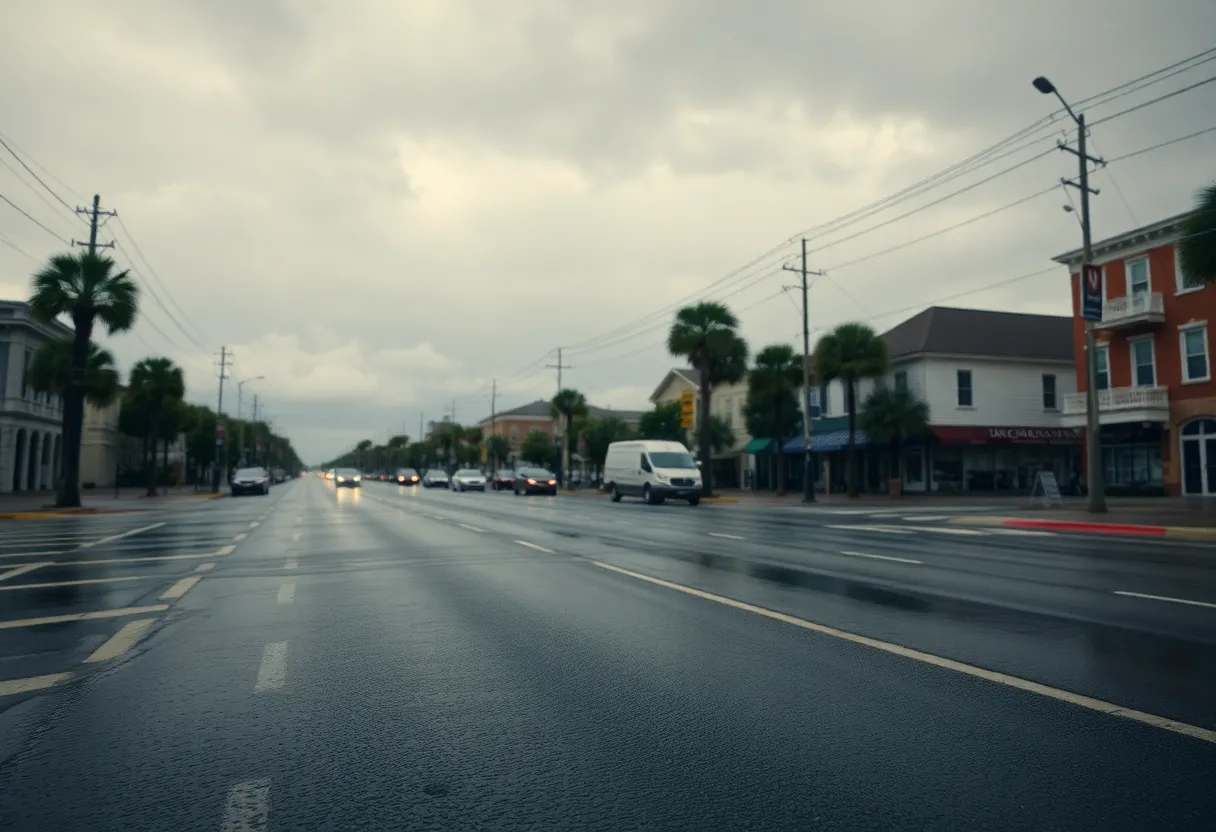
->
[680,389,695,429]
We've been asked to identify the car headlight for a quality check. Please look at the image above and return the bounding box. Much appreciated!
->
[337,476,345,482]
[527,478,537,485]
[354,476,361,481]
[547,479,556,486]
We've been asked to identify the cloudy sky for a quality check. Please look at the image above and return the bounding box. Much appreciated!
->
[1,1,1213,463]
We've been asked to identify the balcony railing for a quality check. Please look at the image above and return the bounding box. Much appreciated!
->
[1062,385,1169,416]
[1097,291,1165,329]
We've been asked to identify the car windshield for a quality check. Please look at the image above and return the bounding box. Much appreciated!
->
[235,468,266,478]
[335,468,359,476]
[397,469,416,476]
[456,469,481,477]
[496,469,514,476]
[429,469,447,476]
[520,469,554,479]
[649,452,697,469]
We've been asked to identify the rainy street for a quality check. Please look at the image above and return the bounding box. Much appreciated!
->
[1,477,1214,830]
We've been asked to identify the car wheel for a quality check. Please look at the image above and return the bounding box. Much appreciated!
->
[687,496,700,506]
[610,485,621,503]
[642,484,653,505]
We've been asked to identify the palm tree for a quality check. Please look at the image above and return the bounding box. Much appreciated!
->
[128,357,185,496]
[1180,182,1216,285]
[28,252,140,507]
[860,387,929,497]
[550,388,588,483]
[813,323,890,497]
[27,338,121,409]
[667,302,749,496]
[746,344,804,496]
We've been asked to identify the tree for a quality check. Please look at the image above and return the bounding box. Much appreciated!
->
[486,434,510,470]
[581,416,632,485]
[127,357,185,496]
[28,252,140,507]
[860,386,929,496]
[550,388,588,483]
[708,415,735,454]
[27,338,121,410]
[667,302,748,496]
[520,429,556,468]
[814,323,890,497]
[638,401,687,443]
[745,344,804,495]
[1180,182,1216,285]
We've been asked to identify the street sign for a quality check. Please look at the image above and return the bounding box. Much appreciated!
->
[481,445,487,463]
[1030,470,1063,508]
[1081,264,1103,322]
[215,424,226,441]
[679,389,695,429]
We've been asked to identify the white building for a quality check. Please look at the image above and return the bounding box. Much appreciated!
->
[648,367,749,488]
[0,301,71,492]
[796,306,1080,493]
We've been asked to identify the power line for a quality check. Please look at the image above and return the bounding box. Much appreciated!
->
[0,232,36,261]
[0,134,83,220]
[1090,73,1216,127]
[1106,123,1216,163]
[0,130,86,202]
[0,189,70,243]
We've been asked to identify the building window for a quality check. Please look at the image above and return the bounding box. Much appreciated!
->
[956,370,973,407]
[1130,337,1156,387]
[20,349,30,399]
[1176,245,1204,294]
[1126,256,1150,297]
[1042,374,1057,410]
[808,387,820,419]
[894,370,907,391]
[1095,344,1110,390]
[819,384,830,417]
[1181,325,1210,383]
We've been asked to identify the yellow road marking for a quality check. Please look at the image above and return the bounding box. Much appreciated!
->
[0,575,148,591]
[84,618,157,662]
[0,562,51,582]
[195,562,216,572]
[591,561,1216,746]
[77,521,166,549]
[216,544,236,556]
[54,552,223,566]
[0,672,72,697]
[0,604,169,630]
[160,576,201,600]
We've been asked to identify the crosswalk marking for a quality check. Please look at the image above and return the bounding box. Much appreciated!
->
[826,524,913,535]
[220,778,271,831]
[0,604,169,630]
[160,576,202,600]
[85,618,158,662]
[0,562,50,582]
[0,672,72,697]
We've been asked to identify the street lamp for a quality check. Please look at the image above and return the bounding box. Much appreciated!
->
[237,376,264,467]
[1033,75,1106,513]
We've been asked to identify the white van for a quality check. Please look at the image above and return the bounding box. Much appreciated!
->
[603,440,702,506]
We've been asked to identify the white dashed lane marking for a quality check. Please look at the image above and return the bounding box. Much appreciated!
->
[839,550,923,565]
[254,642,288,692]
[220,778,271,831]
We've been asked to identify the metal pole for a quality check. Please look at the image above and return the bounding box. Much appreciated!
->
[1077,113,1107,513]
[800,238,816,502]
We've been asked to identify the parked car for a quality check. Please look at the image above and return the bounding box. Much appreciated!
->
[603,440,701,505]
[422,468,450,488]
[231,466,271,496]
[513,467,558,496]
[396,468,421,485]
[450,468,487,492]
[333,467,361,488]
[491,468,516,491]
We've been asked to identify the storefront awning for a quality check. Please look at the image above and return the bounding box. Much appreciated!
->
[930,426,1081,445]
[743,438,773,454]
[783,430,869,454]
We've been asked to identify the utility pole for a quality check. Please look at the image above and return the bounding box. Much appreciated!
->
[251,394,261,465]
[211,346,230,492]
[490,379,497,470]
[73,194,116,257]
[783,240,824,502]
[1034,76,1107,513]
[546,348,573,392]
[546,348,574,483]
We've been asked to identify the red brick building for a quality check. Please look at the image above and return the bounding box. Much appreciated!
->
[1056,212,1214,496]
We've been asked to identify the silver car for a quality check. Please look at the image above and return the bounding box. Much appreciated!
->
[422,468,450,489]
[450,468,486,492]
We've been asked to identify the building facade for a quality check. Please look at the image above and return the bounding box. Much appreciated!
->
[81,397,122,488]
[479,399,644,466]
[0,301,71,492]
[647,368,749,488]
[1055,213,1214,496]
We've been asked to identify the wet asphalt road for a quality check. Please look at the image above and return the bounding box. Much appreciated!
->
[1,478,1214,830]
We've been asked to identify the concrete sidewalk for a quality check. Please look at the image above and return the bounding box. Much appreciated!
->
[0,486,224,518]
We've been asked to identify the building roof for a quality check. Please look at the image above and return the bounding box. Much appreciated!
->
[587,405,646,422]
[648,367,701,403]
[480,399,647,425]
[881,306,1074,363]
[1052,211,1190,266]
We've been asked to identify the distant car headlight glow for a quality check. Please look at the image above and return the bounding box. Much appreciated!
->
[354,475,361,481]
[337,476,345,482]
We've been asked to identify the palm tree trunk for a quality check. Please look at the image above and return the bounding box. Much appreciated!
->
[846,376,859,498]
[698,361,714,496]
[146,412,161,497]
[162,436,170,494]
[55,320,94,507]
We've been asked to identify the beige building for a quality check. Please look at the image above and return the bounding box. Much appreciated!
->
[648,367,751,488]
[81,396,122,488]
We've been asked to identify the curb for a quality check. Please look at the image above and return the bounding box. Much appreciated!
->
[952,516,1216,539]
[559,491,738,504]
[0,508,147,520]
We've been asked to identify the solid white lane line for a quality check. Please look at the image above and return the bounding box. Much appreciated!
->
[277,582,295,605]
[839,550,924,564]
[708,532,746,540]
[160,576,201,600]
[913,526,987,536]
[234,533,248,541]
[826,524,913,535]
[514,540,556,554]
[55,553,223,566]
[427,514,444,521]
[76,521,166,550]
[899,515,948,522]
[0,672,72,697]
[458,523,485,532]
[986,528,1058,537]
[0,562,51,582]
[254,641,288,692]
[0,575,148,591]
[592,561,1216,746]
[0,550,70,560]
[84,618,158,662]
[220,778,271,832]
[195,562,217,573]
[0,604,169,630]
[216,544,236,556]
[284,558,298,570]
[248,521,260,529]
[1113,591,1216,610]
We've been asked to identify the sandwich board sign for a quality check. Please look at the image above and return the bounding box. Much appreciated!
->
[1081,265,1103,322]
[1030,470,1063,508]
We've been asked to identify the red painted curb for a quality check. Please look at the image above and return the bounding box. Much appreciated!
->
[1002,518,1167,536]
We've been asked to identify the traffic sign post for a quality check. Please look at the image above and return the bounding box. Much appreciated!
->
[1081,264,1103,322]
[680,389,695,429]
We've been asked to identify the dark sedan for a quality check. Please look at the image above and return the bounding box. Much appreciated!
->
[492,469,516,491]
[334,467,362,488]
[396,468,421,485]
[513,467,558,496]
[230,466,271,496]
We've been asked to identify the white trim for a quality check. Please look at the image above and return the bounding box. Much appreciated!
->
[1100,264,1108,306]
[1179,419,1216,496]
[1175,243,1206,296]
[955,368,973,408]
[1127,334,1157,388]
[1179,324,1211,385]
[1125,255,1151,297]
